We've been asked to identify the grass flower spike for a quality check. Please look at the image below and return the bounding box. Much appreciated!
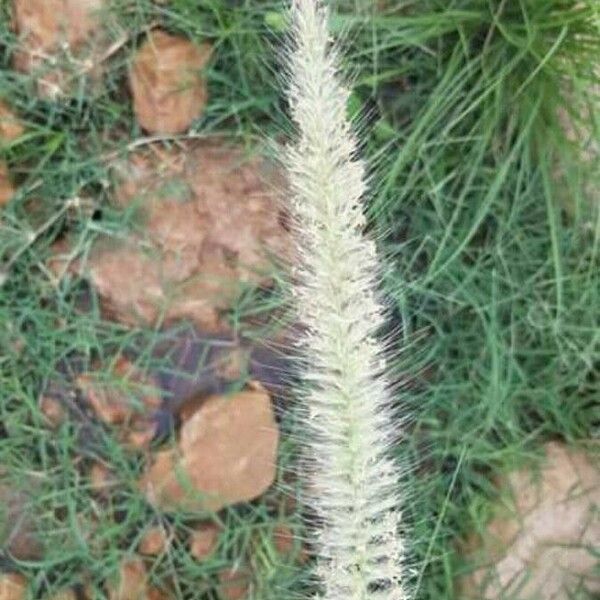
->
[284,1,406,598]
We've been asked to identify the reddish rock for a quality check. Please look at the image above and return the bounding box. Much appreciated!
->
[76,356,160,425]
[125,416,159,451]
[138,526,169,556]
[89,461,116,496]
[0,482,42,560]
[0,162,15,207]
[0,573,27,600]
[140,388,279,512]
[39,396,65,428]
[189,522,220,561]
[84,242,166,326]
[106,557,148,600]
[0,101,24,143]
[146,588,170,600]
[77,373,131,425]
[130,30,212,134]
[272,524,308,563]
[272,524,295,556]
[217,568,251,600]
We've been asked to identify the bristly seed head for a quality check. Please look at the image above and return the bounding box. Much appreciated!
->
[283,1,407,598]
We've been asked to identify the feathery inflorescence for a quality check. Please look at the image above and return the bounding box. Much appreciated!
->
[284,1,406,598]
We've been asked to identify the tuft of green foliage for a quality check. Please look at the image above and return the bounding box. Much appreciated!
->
[0,0,597,598]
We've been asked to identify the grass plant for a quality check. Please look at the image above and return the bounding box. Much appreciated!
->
[0,0,597,598]
[283,1,406,597]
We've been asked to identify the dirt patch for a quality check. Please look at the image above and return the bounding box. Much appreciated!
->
[11,0,113,99]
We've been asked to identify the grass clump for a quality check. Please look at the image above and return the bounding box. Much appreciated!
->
[0,0,597,598]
